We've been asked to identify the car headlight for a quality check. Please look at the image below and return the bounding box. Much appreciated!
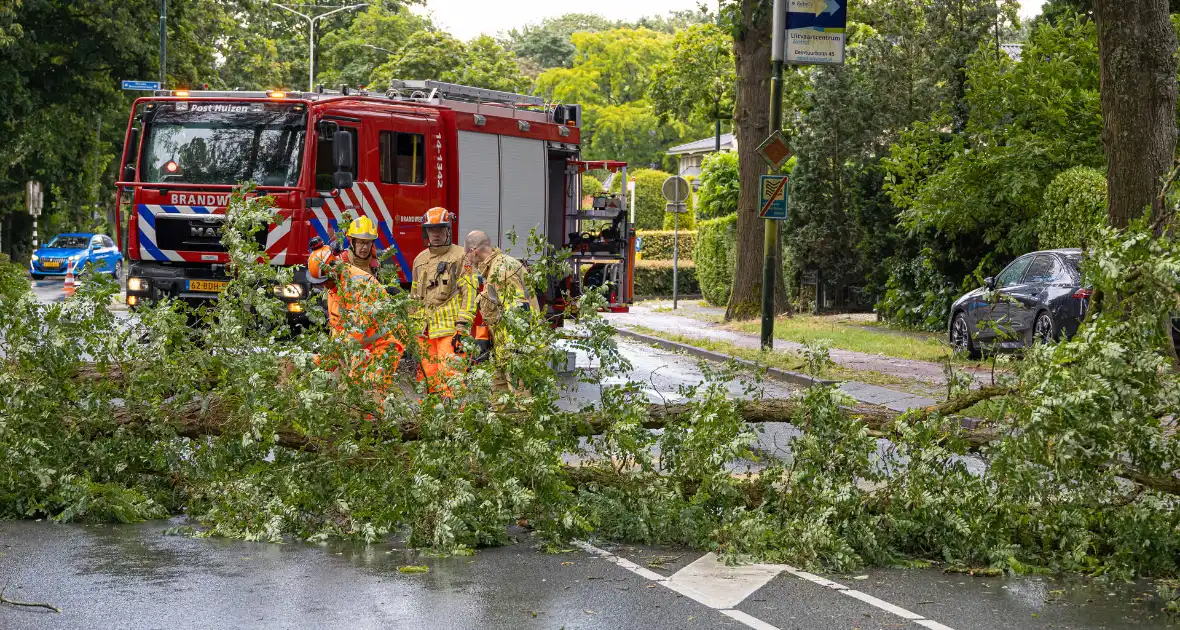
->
[273,283,305,299]
[127,277,149,292]
[30,253,38,262]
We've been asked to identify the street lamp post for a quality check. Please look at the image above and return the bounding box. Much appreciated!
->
[269,2,370,91]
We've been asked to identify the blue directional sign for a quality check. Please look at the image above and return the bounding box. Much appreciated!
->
[760,175,789,220]
[786,0,847,65]
[122,80,162,91]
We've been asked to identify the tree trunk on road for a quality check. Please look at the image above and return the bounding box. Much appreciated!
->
[101,386,1180,496]
[726,0,788,321]
[1095,0,1178,228]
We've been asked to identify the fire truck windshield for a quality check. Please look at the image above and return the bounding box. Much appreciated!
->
[140,102,307,187]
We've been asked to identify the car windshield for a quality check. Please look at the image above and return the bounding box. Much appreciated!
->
[141,102,307,186]
[46,236,89,249]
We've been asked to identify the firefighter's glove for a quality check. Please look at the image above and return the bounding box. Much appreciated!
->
[473,338,493,364]
[384,284,402,297]
[452,332,468,355]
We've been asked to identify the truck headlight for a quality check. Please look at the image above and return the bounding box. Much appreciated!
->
[127,277,150,292]
[273,283,305,299]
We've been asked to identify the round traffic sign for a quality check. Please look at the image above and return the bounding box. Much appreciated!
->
[661,176,691,203]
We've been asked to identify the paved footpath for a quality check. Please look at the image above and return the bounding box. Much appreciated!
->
[607,304,995,393]
[606,306,949,413]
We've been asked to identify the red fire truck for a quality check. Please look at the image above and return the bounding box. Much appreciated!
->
[114,80,635,318]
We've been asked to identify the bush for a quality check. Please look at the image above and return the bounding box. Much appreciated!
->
[611,168,674,230]
[875,249,961,331]
[1038,166,1107,250]
[695,152,739,219]
[633,259,699,297]
[637,230,696,261]
[662,203,696,230]
[694,215,737,306]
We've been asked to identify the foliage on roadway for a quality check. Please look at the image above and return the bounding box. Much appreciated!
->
[2,192,1179,582]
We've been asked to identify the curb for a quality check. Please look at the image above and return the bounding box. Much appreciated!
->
[614,328,838,388]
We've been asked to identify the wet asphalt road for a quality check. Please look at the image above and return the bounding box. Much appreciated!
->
[6,280,1176,629]
[1,520,1173,630]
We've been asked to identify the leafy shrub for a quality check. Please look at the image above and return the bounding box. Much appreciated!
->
[637,230,696,261]
[875,248,961,331]
[633,259,699,296]
[694,215,737,306]
[611,168,676,230]
[695,152,739,219]
[662,200,696,230]
[1038,166,1107,250]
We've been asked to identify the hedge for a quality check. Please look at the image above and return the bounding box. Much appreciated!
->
[611,168,675,230]
[696,152,739,219]
[1038,166,1106,250]
[637,230,696,261]
[634,259,699,297]
[694,214,737,306]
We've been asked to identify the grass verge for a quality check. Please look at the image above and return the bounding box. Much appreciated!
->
[626,325,944,399]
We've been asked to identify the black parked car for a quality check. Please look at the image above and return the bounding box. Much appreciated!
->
[948,249,1090,358]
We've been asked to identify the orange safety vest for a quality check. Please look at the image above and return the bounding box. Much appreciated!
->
[309,245,379,333]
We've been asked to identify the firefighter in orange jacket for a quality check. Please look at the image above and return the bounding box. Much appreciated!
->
[313,217,404,393]
[410,207,477,395]
[307,219,380,335]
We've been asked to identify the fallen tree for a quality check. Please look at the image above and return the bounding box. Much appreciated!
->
[3,194,1179,579]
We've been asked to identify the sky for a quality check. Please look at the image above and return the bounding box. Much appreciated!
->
[415,0,1051,41]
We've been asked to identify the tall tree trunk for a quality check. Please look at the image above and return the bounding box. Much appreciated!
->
[1095,0,1178,228]
[726,0,787,321]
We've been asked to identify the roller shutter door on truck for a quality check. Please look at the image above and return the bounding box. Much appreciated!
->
[457,131,501,244]
[497,136,547,260]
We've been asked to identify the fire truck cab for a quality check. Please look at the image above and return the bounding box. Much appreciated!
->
[115,80,634,318]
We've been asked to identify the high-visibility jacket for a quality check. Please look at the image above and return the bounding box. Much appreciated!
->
[476,248,539,331]
[409,244,476,339]
[308,245,378,331]
[338,262,391,343]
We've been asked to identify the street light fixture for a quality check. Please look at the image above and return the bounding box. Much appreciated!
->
[268,2,370,91]
[360,43,396,56]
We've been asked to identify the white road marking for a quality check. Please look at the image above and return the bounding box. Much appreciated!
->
[665,552,788,609]
[575,542,666,582]
[720,608,782,630]
[576,541,959,630]
[843,589,924,620]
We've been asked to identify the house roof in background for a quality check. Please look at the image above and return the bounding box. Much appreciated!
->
[667,133,735,156]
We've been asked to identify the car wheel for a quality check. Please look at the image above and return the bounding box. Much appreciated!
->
[951,312,981,359]
[1033,311,1056,345]
[112,260,122,280]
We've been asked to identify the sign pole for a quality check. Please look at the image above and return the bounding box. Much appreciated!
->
[159,0,167,86]
[661,176,691,311]
[761,0,787,351]
[673,209,679,309]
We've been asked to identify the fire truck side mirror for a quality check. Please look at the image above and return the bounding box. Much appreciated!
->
[332,129,354,190]
[122,127,140,183]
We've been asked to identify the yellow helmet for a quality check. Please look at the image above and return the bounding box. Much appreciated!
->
[346,216,378,241]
